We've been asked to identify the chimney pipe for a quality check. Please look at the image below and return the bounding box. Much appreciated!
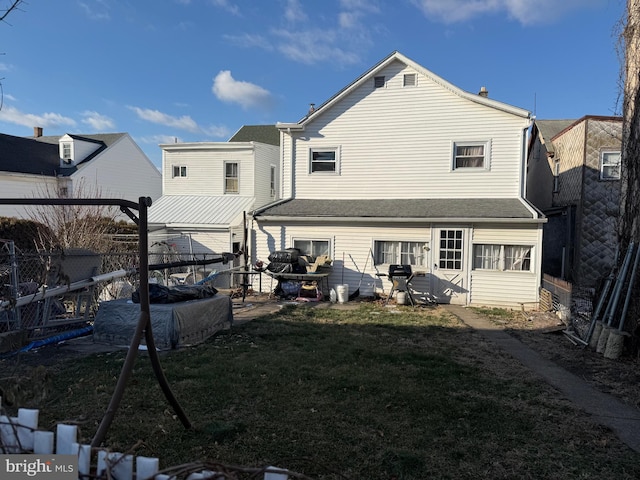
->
[478,86,488,97]
[34,126,43,137]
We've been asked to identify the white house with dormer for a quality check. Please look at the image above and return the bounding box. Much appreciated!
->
[251,51,545,308]
[0,129,161,219]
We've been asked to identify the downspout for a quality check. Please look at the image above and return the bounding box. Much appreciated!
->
[521,120,533,199]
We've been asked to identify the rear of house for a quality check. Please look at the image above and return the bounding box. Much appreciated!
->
[252,51,544,308]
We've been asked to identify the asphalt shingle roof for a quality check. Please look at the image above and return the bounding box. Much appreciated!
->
[254,198,538,220]
[229,125,280,146]
[0,133,60,176]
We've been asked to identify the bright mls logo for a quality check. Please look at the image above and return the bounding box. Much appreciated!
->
[1,455,76,480]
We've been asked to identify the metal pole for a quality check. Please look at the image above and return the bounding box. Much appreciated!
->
[603,242,635,327]
[8,240,20,329]
[91,197,191,447]
[619,243,640,332]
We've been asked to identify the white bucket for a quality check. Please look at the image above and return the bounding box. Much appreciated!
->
[336,284,349,303]
[396,291,407,305]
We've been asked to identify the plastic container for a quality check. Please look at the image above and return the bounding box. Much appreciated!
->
[329,288,337,303]
[396,291,407,305]
[336,284,349,303]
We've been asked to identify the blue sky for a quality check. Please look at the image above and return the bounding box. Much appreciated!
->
[0,0,625,168]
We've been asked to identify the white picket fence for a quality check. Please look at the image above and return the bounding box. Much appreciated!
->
[0,405,289,480]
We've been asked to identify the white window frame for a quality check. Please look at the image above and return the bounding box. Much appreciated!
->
[403,73,417,87]
[225,161,239,193]
[438,229,463,270]
[172,165,187,178]
[309,147,340,174]
[553,160,560,193]
[373,240,427,268]
[600,150,621,180]
[472,244,533,272]
[270,164,276,198]
[292,238,331,258]
[62,142,72,161]
[452,141,490,171]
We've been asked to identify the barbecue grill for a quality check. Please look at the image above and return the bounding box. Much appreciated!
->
[386,264,415,305]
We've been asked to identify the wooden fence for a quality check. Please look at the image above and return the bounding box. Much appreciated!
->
[0,405,290,480]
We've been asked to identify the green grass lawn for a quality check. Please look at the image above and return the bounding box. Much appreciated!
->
[23,304,640,479]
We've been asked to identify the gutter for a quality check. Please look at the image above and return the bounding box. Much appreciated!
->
[255,215,547,224]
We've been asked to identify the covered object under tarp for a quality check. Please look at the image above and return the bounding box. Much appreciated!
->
[93,295,233,349]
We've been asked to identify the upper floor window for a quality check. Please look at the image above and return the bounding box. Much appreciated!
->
[270,165,276,197]
[172,165,187,178]
[453,141,489,170]
[553,160,560,193]
[62,142,72,162]
[310,148,339,174]
[225,162,239,193]
[601,151,621,180]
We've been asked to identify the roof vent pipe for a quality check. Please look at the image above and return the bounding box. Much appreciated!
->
[308,103,315,114]
[478,86,489,97]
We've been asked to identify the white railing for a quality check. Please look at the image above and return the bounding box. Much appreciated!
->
[0,405,289,480]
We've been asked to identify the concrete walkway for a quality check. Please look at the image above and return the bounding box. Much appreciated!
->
[443,304,640,453]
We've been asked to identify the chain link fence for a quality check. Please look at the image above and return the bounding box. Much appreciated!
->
[0,247,232,338]
[541,274,595,341]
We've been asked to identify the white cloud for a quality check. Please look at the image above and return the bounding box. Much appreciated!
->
[77,1,111,21]
[201,125,231,138]
[284,0,307,23]
[0,105,76,129]
[210,0,240,16]
[272,29,361,65]
[128,106,200,133]
[212,70,272,110]
[410,0,606,25]
[0,63,11,72]
[81,111,115,131]
[223,33,274,51]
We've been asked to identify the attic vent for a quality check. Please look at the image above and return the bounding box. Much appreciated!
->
[374,76,385,89]
[403,73,416,87]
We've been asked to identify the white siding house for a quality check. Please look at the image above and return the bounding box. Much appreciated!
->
[148,126,280,280]
[0,130,161,219]
[252,51,545,308]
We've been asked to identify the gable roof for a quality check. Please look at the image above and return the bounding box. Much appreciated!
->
[0,132,130,177]
[254,198,542,222]
[0,133,60,175]
[229,125,280,146]
[278,51,530,130]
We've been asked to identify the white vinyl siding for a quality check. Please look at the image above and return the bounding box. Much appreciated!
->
[469,225,541,308]
[284,61,529,200]
[253,222,431,298]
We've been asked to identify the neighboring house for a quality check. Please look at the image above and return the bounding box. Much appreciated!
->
[251,51,544,308]
[147,125,280,276]
[0,128,162,218]
[526,116,622,288]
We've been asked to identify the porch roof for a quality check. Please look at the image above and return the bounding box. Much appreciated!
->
[149,195,255,226]
[253,198,542,222]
